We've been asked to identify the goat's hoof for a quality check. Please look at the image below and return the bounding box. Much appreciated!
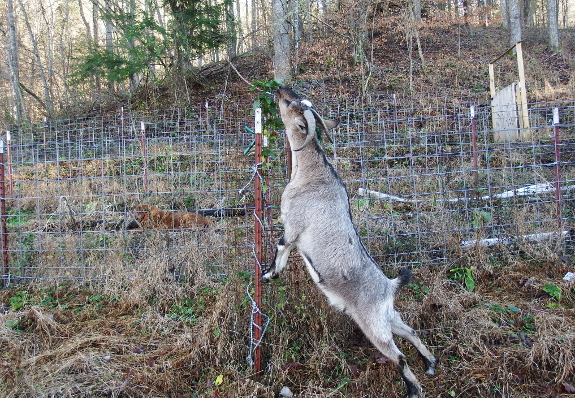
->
[259,272,277,282]
[260,266,280,282]
[425,358,437,376]
[406,388,422,398]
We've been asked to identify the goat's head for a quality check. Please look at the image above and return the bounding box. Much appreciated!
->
[276,86,338,151]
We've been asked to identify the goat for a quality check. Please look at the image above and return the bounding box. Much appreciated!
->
[133,204,212,229]
[261,86,436,398]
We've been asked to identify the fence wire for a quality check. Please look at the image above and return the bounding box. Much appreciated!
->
[1,96,574,284]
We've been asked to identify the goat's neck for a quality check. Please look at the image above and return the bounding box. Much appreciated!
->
[290,142,330,180]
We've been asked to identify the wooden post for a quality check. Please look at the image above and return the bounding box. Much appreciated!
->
[489,64,496,98]
[489,42,531,142]
[515,42,531,140]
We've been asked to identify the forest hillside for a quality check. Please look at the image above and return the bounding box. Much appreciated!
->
[103,17,575,112]
[2,0,575,122]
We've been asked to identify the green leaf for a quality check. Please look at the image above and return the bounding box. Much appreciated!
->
[543,283,562,301]
[448,267,475,292]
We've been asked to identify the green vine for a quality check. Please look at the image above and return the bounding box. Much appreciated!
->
[249,79,284,168]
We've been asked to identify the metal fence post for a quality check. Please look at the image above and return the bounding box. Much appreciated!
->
[253,108,263,376]
[553,108,562,229]
[0,139,8,287]
[5,132,12,196]
[470,106,479,190]
[140,121,149,193]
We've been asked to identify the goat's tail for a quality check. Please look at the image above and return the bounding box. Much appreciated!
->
[396,267,412,290]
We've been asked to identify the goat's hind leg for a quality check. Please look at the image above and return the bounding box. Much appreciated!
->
[354,316,422,398]
[391,314,436,376]
[369,334,422,398]
[260,236,294,281]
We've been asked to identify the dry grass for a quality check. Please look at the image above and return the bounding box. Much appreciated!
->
[1,248,574,397]
[3,127,574,398]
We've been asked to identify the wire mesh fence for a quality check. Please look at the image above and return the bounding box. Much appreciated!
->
[1,94,574,285]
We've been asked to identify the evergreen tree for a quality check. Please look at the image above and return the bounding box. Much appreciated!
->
[70,0,233,92]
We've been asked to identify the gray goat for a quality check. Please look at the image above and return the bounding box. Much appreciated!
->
[261,86,436,398]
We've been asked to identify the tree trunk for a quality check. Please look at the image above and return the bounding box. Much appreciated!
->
[227,0,237,59]
[547,0,560,52]
[234,0,243,53]
[127,0,140,92]
[348,1,368,63]
[78,0,93,46]
[17,0,55,118]
[412,0,422,21]
[272,0,291,82]
[462,0,469,24]
[291,0,300,69]
[105,0,115,92]
[251,0,257,49]
[92,0,101,93]
[6,0,28,123]
[144,0,158,80]
[305,0,312,41]
[523,0,537,27]
[507,0,522,47]
[501,0,508,28]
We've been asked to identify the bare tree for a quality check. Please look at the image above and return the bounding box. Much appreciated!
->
[305,0,312,41]
[17,0,55,118]
[412,0,422,21]
[92,0,102,93]
[227,0,237,58]
[499,0,508,27]
[291,0,301,68]
[547,0,560,52]
[507,0,522,47]
[127,0,140,92]
[273,0,291,82]
[105,0,115,92]
[348,0,369,64]
[6,0,28,123]
[78,0,93,46]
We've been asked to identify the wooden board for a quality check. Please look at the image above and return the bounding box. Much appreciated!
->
[491,82,520,142]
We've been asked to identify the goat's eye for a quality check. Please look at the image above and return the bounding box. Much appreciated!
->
[297,123,306,131]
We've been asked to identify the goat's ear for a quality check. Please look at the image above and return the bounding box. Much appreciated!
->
[286,100,302,111]
[323,119,338,129]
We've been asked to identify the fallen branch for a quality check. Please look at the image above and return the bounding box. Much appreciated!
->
[357,188,418,203]
[358,183,575,204]
[461,230,570,249]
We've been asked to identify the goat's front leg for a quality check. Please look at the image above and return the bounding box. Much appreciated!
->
[260,236,294,281]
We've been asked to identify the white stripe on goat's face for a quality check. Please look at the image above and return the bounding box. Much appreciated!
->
[293,109,316,151]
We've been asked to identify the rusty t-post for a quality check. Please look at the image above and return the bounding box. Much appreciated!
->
[471,106,479,191]
[253,108,263,376]
[140,122,149,193]
[553,108,563,230]
[0,139,8,287]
